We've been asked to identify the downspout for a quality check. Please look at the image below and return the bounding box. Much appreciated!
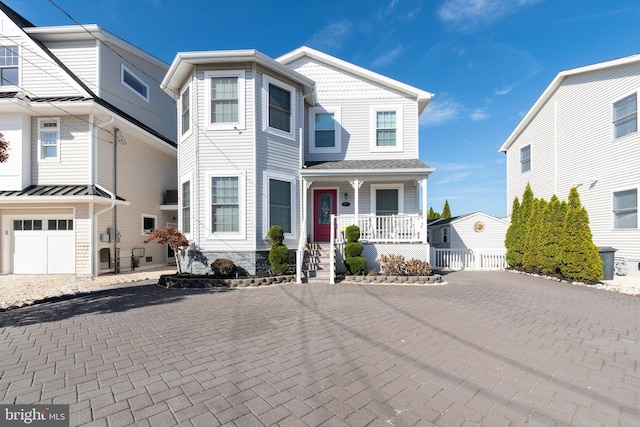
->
[90,115,115,276]
[113,127,120,273]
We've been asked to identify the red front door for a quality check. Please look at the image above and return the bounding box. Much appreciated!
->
[313,189,337,242]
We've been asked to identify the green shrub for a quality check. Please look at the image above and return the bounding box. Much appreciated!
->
[367,269,378,276]
[344,242,364,258]
[345,225,360,243]
[345,256,367,275]
[268,225,284,246]
[211,258,237,278]
[268,245,290,275]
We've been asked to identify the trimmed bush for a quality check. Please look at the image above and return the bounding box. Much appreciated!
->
[345,256,367,275]
[345,225,360,243]
[268,225,284,246]
[268,245,290,275]
[343,225,366,275]
[344,242,364,258]
[211,258,237,278]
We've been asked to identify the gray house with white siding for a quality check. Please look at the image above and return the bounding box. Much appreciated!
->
[500,54,640,277]
[0,2,177,276]
[162,46,435,281]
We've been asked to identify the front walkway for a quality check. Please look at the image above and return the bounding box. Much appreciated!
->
[1,271,639,426]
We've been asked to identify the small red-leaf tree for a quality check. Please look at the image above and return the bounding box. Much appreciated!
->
[143,227,190,273]
[0,132,9,163]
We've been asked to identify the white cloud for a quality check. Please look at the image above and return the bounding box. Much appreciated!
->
[307,21,353,51]
[470,108,489,121]
[438,0,544,31]
[494,85,514,96]
[371,45,405,67]
[420,98,463,127]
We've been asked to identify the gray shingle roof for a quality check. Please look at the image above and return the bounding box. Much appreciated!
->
[304,159,432,170]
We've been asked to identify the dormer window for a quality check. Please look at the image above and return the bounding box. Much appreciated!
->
[0,46,19,87]
[121,65,149,101]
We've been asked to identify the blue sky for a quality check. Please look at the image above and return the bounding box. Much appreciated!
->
[6,0,640,217]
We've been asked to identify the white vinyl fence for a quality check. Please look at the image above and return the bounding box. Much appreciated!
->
[430,248,508,271]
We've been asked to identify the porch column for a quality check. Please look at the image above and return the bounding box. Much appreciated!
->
[297,178,313,284]
[350,179,363,226]
[418,178,428,244]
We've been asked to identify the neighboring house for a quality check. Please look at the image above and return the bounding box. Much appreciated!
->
[161,46,434,281]
[0,2,177,276]
[499,54,640,277]
[428,212,509,270]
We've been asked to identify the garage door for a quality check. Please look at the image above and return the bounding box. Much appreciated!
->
[12,219,75,274]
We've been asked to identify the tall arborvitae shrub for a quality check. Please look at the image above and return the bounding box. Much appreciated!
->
[428,207,440,220]
[559,188,603,281]
[505,197,520,268]
[522,198,547,272]
[538,195,566,275]
[507,183,534,269]
[441,200,452,219]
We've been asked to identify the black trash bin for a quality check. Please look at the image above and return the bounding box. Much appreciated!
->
[598,247,617,280]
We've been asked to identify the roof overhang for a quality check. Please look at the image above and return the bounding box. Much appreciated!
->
[277,46,434,115]
[161,50,317,103]
[0,196,130,205]
[500,54,640,153]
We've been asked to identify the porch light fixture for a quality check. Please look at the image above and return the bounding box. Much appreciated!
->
[343,193,349,200]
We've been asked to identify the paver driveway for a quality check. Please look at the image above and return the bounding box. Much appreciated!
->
[1,271,639,426]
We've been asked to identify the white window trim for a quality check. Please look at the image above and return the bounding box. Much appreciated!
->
[206,170,246,240]
[121,65,149,102]
[0,44,19,88]
[370,106,403,152]
[612,91,638,140]
[204,70,246,131]
[309,106,341,154]
[612,186,638,230]
[37,117,60,162]
[141,214,157,235]
[263,171,297,239]
[370,183,405,215]
[520,144,531,173]
[180,173,193,239]
[262,74,296,140]
[180,83,192,138]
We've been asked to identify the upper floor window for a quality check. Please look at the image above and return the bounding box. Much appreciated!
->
[181,86,190,135]
[263,75,295,139]
[121,65,149,101]
[38,118,60,161]
[309,107,341,153]
[370,106,403,152]
[613,93,637,139]
[520,144,531,173]
[613,189,637,229]
[443,228,448,243]
[0,46,18,87]
[181,180,191,234]
[205,70,245,130]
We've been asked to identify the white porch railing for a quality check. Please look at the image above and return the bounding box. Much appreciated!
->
[430,248,507,271]
[335,214,425,243]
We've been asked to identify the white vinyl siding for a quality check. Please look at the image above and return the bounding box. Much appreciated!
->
[46,40,98,93]
[613,92,637,139]
[205,70,246,130]
[121,65,149,101]
[613,189,637,229]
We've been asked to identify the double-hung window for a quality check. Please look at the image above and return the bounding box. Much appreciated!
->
[520,144,531,173]
[269,178,292,233]
[181,86,190,135]
[121,65,149,101]
[39,118,60,161]
[0,46,18,87]
[613,189,637,229]
[309,107,341,153]
[263,75,295,139]
[613,93,637,139]
[181,180,191,234]
[205,71,245,129]
[371,106,403,151]
[211,176,239,233]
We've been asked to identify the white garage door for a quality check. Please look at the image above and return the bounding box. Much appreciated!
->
[12,219,75,274]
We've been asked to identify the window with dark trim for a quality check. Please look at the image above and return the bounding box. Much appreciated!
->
[269,179,291,233]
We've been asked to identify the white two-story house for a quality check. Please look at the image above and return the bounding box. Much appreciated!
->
[500,54,640,277]
[161,46,434,282]
[0,2,177,276]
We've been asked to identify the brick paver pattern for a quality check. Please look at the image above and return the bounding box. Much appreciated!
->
[1,271,639,426]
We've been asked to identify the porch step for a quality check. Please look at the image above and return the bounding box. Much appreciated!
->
[302,243,332,283]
